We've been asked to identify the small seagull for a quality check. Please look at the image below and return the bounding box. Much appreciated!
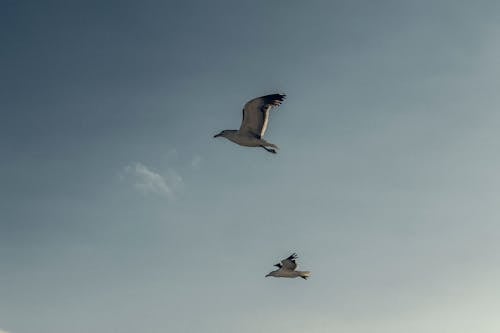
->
[265,253,311,280]
[214,93,286,154]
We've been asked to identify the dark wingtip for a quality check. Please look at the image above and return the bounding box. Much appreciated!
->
[275,93,286,102]
[262,93,286,106]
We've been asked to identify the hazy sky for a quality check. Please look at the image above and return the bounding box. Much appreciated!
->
[2,1,500,332]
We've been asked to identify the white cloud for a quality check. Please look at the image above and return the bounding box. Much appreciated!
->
[0,329,11,333]
[166,148,178,159]
[121,162,182,198]
[190,154,202,169]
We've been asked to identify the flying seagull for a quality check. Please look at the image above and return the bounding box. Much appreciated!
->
[214,93,286,154]
[265,253,311,279]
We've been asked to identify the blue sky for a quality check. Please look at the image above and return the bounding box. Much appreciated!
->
[2,1,500,332]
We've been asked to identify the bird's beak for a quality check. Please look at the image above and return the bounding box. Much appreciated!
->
[265,274,270,277]
[213,133,221,138]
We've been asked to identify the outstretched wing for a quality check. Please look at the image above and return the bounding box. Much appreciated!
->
[278,253,297,271]
[240,93,286,138]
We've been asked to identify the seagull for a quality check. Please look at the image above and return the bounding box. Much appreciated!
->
[213,93,286,154]
[265,253,311,280]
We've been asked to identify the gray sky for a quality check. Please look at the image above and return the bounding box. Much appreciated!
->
[2,1,500,332]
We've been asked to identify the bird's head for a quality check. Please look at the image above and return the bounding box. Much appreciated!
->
[214,130,237,139]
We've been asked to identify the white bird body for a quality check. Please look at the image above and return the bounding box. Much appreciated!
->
[217,130,278,148]
[266,253,311,280]
[214,94,286,154]
[266,269,311,279]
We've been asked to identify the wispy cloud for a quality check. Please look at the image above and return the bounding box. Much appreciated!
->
[120,162,182,198]
[190,154,203,170]
[0,329,12,333]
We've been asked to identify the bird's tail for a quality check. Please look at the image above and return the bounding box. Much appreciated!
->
[260,139,278,149]
[299,271,311,280]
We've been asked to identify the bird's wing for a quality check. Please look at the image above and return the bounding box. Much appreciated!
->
[278,253,298,271]
[240,94,286,138]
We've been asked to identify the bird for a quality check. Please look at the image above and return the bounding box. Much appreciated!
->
[213,93,286,154]
[265,253,311,279]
